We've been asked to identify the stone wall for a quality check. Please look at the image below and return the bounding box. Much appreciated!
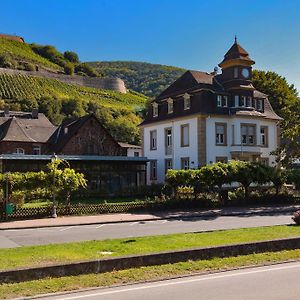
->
[0,68,127,93]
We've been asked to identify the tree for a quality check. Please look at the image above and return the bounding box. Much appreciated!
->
[64,51,79,64]
[46,158,87,205]
[75,63,99,77]
[253,70,300,164]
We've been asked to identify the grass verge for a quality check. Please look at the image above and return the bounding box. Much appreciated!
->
[1,225,299,271]
[0,250,300,299]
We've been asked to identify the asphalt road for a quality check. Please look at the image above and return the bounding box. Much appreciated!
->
[0,213,293,248]
[41,261,300,300]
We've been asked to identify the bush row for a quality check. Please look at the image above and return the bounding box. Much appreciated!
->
[166,161,300,199]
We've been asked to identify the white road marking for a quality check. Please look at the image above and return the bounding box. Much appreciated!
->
[95,224,106,229]
[129,222,139,226]
[59,226,74,232]
[52,262,300,299]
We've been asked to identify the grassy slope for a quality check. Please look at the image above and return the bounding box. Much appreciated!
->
[1,250,300,299]
[88,61,186,97]
[0,38,61,70]
[0,73,147,110]
[1,225,299,270]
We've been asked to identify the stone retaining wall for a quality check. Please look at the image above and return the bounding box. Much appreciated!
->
[0,68,127,93]
[1,236,299,284]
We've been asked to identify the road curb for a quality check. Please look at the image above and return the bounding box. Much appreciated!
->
[19,259,300,300]
[0,207,297,230]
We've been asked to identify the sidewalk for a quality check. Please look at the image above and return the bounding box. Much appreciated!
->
[0,204,299,230]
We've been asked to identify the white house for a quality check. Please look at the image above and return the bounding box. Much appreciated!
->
[140,39,282,183]
[118,142,142,157]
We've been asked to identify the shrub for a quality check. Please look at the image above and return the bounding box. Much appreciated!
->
[23,62,35,71]
[75,63,99,77]
[64,62,74,75]
[64,51,79,63]
[292,210,300,225]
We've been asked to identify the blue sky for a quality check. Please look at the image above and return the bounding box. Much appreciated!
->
[1,0,300,90]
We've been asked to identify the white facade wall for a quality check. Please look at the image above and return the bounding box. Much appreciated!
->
[206,116,278,165]
[143,115,279,184]
[143,117,198,183]
[126,148,142,157]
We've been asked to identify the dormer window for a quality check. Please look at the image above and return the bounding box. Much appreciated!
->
[234,95,239,107]
[152,103,158,117]
[183,93,191,110]
[239,96,246,107]
[246,97,252,107]
[167,98,173,114]
[252,98,256,109]
[257,99,263,111]
[217,95,228,107]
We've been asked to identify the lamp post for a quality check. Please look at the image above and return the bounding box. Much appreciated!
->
[51,153,57,218]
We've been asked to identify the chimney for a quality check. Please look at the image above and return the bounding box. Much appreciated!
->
[4,106,9,117]
[32,108,39,119]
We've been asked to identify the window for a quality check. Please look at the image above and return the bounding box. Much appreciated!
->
[152,103,158,117]
[183,93,191,110]
[246,96,252,107]
[165,128,172,155]
[150,130,157,150]
[257,99,263,111]
[217,95,222,107]
[181,124,189,147]
[241,124,256,145]
[239,96,246,107]
[165,159,173,173]
[215,123,227,145]
[167,99,173,114]
[260,158,269,166]
[33,145,41,155]
[15,148,25,155]
[150,160,157,180]
[252,98,257,109]
[232,124,235,145]
[234,95,239,107]
[234,67,238,78]
[216,157,228,163]
[217,95,228,107]
[134,151,140,157]
[181,157,190,170]
[260,126,268,146]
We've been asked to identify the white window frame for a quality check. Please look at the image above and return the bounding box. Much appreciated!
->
[33,145,41,155]
[183,93,191,110]
[215,123,227,145]
[217,95,222,107]
[257,99,263,111]
[181,157,190,170]
[246,96,252,107]
[234,95,239,107]
[150,130,157,150]
[165,159,173,173]
[239,96,246,107]
[15,148,25,155]
[152,103,158,117]
[241,124,256,145]
[181,124,189,147]
[150,160,157,180]
[167,98,173,114]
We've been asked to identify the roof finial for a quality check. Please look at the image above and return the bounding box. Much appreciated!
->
[234,35,237,44]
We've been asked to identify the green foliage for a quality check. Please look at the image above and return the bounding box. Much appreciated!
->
[252,70,300,164]
[64,51,79,64]
[47,158,87,204]
[88,61,186,97]
[31,44,65,67]
[75,63,100,77]
[166,161,284,200]
[0,72,147,143]
[64,62,74,75]
[0,38,61,70]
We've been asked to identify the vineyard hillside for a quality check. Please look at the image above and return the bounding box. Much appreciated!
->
[0,73,147,144]
[0,73,146,110]
[0,37,61,70]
